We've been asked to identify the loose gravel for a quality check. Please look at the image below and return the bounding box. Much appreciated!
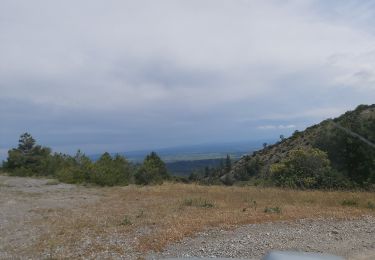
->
[151,216,375,260]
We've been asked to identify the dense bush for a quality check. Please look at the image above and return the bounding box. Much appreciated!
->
[235,156,262,181]
[270,148,347,189]
[56,151,133,186]
[4,133,53,176]
[135,152,170,185]
[56,150,93,184]
[91,153,132,186]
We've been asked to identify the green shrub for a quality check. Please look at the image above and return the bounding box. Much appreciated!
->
[57,167,87,184]
[367,201,375,210]
[270,148,343,189]
[182,197,215,208]
[341,198,359,207]
[91,153,131,186]
[56,151,93,184]
[3,133,53,176]
[264,206,282,214]
[120,216,132,226]
[135,152,169,185]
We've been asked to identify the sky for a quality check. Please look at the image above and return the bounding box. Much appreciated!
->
[1,0,375,159]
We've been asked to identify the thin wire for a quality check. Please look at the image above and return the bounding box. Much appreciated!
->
[329,120,375,149]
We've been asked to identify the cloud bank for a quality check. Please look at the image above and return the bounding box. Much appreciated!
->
[1,0,375,158]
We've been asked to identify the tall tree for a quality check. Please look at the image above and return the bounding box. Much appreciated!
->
[18,133,36,154]
[135,152,169,185]
[4,133,52,176]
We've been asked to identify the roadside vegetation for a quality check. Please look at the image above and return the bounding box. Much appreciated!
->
[1,175,374,258]
[1,133,170,186]
[28,183,375,256]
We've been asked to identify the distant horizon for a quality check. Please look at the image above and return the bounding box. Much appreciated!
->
[1,135,277,162]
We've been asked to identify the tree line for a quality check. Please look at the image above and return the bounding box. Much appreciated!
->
[1,133,170,186]
[188,154,235,185]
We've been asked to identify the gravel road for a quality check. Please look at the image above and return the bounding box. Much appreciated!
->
[151,217,375,260]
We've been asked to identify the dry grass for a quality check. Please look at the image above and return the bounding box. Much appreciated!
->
[33,183,375,258]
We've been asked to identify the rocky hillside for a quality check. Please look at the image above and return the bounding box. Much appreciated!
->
[231,104,375,186]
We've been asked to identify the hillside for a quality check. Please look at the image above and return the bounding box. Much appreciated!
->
[230,104,375,188]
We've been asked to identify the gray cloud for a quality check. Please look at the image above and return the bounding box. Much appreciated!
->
[1,0,375,159]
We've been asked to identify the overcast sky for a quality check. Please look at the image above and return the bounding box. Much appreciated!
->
[1,0,375,159]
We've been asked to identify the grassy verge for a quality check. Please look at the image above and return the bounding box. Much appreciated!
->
[34,183,375,257]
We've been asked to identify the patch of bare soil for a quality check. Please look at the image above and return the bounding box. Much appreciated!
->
[0,175,100,259]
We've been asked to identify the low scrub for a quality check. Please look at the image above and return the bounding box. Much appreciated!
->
[120,215,132,226]
[30,183,375,255]
[341,198,359,207]
[367,201,375,210]
[264,206,282,214]
[182,197,215,208]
